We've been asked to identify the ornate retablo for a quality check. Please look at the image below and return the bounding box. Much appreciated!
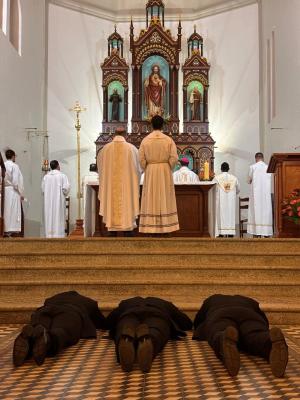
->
[96,0,215,176]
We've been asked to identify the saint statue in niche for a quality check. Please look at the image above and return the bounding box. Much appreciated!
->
[109,89,122,121]
[144,64,166,119]
[189,87,202,121]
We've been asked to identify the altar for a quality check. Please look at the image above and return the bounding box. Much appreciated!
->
[84,181,215,237]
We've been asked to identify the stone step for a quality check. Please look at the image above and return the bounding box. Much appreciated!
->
[0,267,299,284]
[1,254,300,267]
[0,284,298,306]
[0,238,299,326]
[1,238,300,255]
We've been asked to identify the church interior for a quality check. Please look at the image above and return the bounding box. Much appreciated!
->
[0,0,300,398]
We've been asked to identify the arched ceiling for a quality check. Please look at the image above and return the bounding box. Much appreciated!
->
[50,0,257,21]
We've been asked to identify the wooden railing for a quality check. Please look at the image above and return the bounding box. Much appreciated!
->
[0,152,6,237]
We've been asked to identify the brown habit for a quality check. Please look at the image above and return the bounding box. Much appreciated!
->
[139,130,179,233]
[97,136,140,231]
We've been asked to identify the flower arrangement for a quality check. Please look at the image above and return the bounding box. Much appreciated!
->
[281,188,300,225]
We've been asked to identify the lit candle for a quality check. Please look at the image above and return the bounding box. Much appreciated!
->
[204,161,209,180]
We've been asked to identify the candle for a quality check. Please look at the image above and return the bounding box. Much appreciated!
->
[204,161,209,180]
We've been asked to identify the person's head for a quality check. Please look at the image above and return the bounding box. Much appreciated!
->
[113,89,118,94]
[151,115,164,130]
[152,64,160,74]
[180,157,190,167]
[50,160,60,170]
[221,162,230,172]
[255,152,264,162]
[89,163,97,172]
[114,126,126,137]
[5,149,16,161]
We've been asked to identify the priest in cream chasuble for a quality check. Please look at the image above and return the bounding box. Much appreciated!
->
[97,128,141,232]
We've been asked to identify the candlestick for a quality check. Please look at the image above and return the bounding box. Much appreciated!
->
[204,160,210,180]
[69,101,87,237]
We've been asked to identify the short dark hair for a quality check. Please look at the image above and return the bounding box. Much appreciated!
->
[255,152,264,159]
[151,115,164,130]
[89,163,97,172]
[5,149,15,159]
[114,126,126,136]
[50,160,59,170]
[221,162,230,172]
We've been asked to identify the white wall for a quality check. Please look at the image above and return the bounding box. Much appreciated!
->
[0,0,47,236]
[47,3,259,226]
[259,0,300,159]
[194,5,259,196]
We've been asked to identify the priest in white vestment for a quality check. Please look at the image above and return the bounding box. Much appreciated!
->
[42,160,70,238]
[139,115,179,234]
[3,149,24,235]
[213,162,240,237]
[97,127,141,234]
[173,157,200,184]
[247,152,273,237]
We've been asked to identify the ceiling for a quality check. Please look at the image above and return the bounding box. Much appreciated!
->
[51,0,257,21]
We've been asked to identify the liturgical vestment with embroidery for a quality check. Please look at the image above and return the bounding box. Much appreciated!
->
[97,136,141,231]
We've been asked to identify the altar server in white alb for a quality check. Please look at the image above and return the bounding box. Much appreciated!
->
[3,149,24,236]
[42,160,70,238]
[97,127,141,235]
[173,157,200,184]
[214,162,240,237]
[247,152,273,237]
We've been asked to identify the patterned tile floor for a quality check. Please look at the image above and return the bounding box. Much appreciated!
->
[0,325,299,399]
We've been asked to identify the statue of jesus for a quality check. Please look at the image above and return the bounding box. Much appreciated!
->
[144,64,166,119]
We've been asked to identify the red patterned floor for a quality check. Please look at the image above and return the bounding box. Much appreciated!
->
[0,325,299,399]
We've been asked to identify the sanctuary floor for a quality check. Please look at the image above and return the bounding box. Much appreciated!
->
[0,326,299,399]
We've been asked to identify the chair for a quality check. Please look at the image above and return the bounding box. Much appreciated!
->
[239,197,249,238]
[65,197,70,235]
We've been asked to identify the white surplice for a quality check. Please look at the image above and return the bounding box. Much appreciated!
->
[214,172,240,237]
[3,160,24,233]
[247,161,273,236]
[173,166,200,184]
[42,169,70,238]
[97,136,141,231]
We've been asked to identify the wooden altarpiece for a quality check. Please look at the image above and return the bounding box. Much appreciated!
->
[130,0,181,135]
[95,0,215,176]
[180,28,215,175]
[100,27,129,135]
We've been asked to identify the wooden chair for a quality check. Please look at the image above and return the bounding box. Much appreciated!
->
[239,197,249,238]
[65,196,70,235]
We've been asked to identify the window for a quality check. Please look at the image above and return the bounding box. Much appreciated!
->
[1,0,8,34]
[0,0,2,31]
[10,0,21,54]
